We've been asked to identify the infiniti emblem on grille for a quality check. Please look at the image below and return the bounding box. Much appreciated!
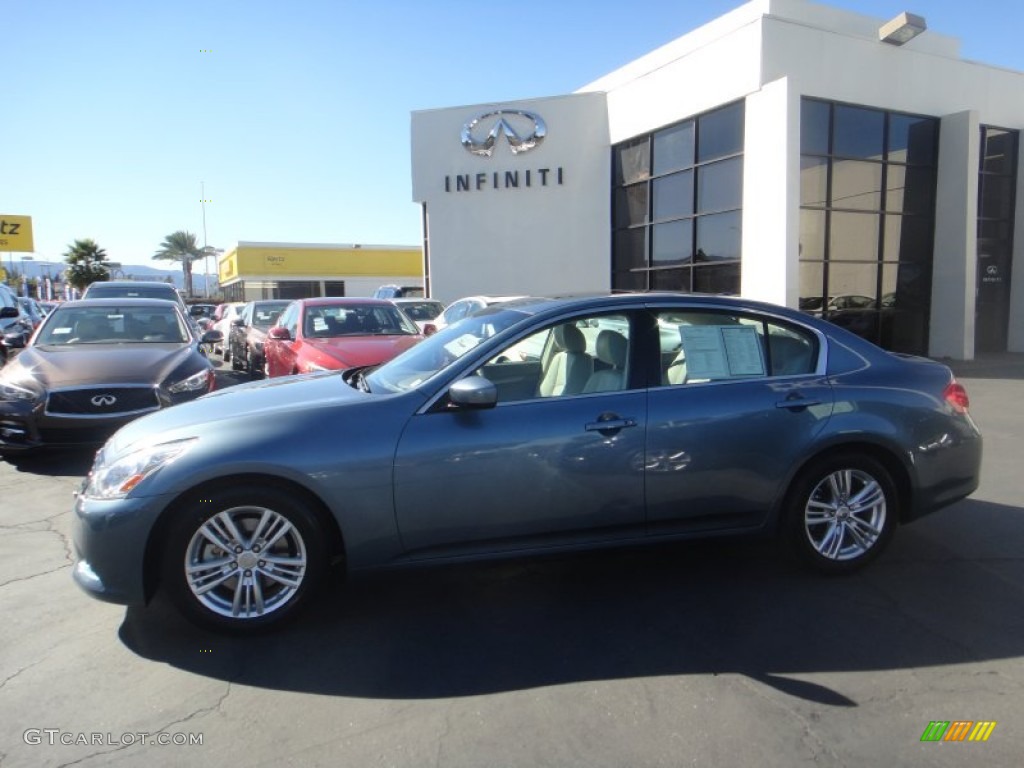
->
[91,395,117,407]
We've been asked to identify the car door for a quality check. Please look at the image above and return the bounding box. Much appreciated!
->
[392,311,647,558]
[265,302,299,376]
[644,306,834,534]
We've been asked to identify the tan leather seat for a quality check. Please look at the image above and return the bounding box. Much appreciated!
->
[538,325,593,397]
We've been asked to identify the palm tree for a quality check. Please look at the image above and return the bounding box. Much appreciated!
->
[63,239,111,291]
[153,231,203,296]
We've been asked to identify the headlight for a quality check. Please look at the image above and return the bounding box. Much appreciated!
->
[84,438,196,499]
[167,369,212,394]
[0,380,41,403]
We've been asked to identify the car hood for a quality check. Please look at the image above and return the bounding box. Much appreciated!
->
[307,335,421,367]
[12,344,199,388]
[102,370,371,458]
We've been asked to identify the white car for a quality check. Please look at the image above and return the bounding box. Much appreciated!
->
[213,302,245,359]
[390,298,444,334]
[433,295,527,332]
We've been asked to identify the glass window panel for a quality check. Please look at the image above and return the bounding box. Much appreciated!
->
[651,267,690,292]
[801,99,830,155]
[698,102,744,162]
[697,157,743,213]
[827,262,878,305]
[800,156,829,207]
[613,228,647,272]
[653,122,695,175]
[829,211,879,261]
[879,262,929,354]
[653,171,693,221]
[832,159,882,210]
[614,183,649,228]
[693,262,740,294]
[652,220,693,264]
[888,114,937,164]
[614,137,650,185]
[887,165,935,215]
[613,270,648,292]
[882,215,932,262]
[982,128,1018,175]
[833,105,884,159]
[799,209,826,261]
[798,261,826,312]
[979,175,1015,220]
[978,218,1012,241]
[695,211,741,262]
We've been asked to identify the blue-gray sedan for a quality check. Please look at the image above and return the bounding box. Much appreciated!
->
[71,294,982,632]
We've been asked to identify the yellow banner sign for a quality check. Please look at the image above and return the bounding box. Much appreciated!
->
[0,215,34,252]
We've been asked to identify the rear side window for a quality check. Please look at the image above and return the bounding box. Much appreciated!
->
[654,309,818,384]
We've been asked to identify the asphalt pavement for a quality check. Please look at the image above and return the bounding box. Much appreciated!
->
[1,355,1022,767]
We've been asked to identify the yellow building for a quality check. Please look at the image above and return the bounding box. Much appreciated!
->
[217,242,424,302]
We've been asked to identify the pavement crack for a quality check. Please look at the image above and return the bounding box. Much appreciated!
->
[0,563,71,589]
[0,659,44,691]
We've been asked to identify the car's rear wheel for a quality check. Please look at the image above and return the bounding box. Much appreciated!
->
[161,486,328,632]
[786,453,897,574]
[230,344,243,371]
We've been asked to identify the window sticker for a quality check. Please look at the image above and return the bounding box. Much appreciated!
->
[313,317,327,332]
[680,325,765,379]
[444,334,481,358]
[52,327,72,335]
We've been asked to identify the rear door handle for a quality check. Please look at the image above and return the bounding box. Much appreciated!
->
[776,395,821,410]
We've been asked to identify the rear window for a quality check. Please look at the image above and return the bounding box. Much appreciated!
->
[86,284,181,304]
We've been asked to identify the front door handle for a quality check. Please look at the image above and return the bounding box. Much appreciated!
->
[585,413,638,435]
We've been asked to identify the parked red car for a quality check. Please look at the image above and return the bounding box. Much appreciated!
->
[264,298,423,377]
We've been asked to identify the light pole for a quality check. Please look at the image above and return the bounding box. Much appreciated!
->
[201,181,209,298]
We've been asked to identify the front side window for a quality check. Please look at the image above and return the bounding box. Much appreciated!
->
[475,313,632,404]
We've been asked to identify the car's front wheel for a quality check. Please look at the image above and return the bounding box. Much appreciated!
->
[786,454,898,574]
[161,486,328,632]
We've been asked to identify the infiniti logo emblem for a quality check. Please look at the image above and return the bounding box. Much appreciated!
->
[461,109,547,157]
[91,395,117,407]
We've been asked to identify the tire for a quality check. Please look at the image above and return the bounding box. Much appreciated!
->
[785,453,897,574]
[230,344,243,371]
[222,345,231,363]
[161,486,328,633]
[247,348,262,379]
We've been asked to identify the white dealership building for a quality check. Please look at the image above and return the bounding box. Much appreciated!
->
[411,0,1024,359]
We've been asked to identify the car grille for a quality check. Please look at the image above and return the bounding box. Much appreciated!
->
[46,387,160,417]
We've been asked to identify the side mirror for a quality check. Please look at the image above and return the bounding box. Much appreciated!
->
[201,329,223,344]
[448,375,497,409]
[267,326,291,341]
[422,323,437,337]
[0,306,18,319]
[231,317,245,327]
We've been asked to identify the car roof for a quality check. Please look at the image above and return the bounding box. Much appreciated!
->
[293,297,397,308]
[58,298,186,310]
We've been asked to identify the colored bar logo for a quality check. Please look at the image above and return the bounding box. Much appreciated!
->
[920,721,997,742]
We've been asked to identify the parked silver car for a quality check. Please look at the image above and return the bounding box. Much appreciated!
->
[72,294,982,632]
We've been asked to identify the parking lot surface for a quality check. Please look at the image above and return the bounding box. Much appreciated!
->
[1,357,1023,766]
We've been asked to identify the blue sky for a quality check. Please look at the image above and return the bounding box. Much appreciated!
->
[4,0,1023,271]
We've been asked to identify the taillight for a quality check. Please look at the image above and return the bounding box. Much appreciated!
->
[207,369,217,392]
[943,380,969,413]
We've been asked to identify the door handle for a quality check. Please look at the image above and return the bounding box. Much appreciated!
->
[775,394,821,410]
[585,414,638,434]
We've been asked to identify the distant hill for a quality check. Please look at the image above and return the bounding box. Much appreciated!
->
[9,259,217,294]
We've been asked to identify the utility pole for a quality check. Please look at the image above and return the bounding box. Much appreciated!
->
[201,181,209,298]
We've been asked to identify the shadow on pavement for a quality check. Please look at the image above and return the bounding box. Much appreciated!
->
[118,498,1024,707]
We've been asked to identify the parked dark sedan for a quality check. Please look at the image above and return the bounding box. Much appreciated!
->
[228,300,289,378]
[71,293,981,632]
[0,299,221,454]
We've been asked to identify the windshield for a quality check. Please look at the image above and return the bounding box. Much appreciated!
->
[366,307,528,393]
[304,303,420,337]
[36,305,187,344]
[251,302,290,329]
[397,301,444,321]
